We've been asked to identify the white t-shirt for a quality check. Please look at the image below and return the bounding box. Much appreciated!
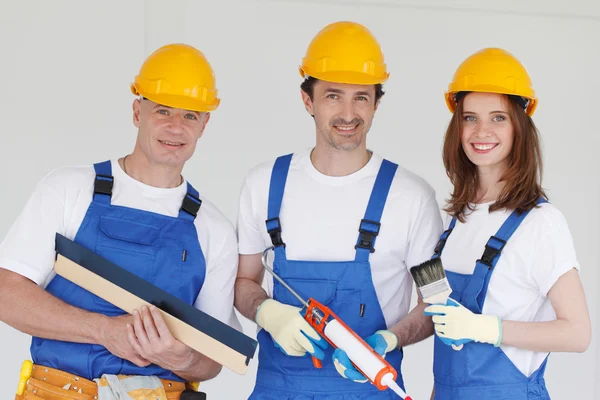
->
[0,160,241,330]
[237,149,443,327]
[440,201,579,377]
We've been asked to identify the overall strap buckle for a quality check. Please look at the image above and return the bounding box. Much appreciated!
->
[266,217,285,247]
[355,219,381,253]
[94,174,114,196]
[181,192,202,218]
[434,228,453,256]
[477,236,507,268]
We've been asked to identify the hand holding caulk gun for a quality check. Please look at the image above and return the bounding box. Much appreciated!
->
[260,247,414,399]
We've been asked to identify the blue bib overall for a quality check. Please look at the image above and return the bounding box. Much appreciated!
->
[31,161,206,381]
[432,200,550,400]
[250,154,405,399]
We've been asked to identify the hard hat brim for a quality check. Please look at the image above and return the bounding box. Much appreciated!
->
[299,67,389,85]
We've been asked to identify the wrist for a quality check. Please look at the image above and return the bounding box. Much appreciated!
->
[89,313,110,346]
[178,348,199,371]
[171,349,201,378]
[480,315,502,346]
[496,317,503,347]
[378,329,398,351]
[254,298,273,326]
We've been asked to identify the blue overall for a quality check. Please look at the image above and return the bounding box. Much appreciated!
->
[30,161,206,381]
[250,154,405,399]
[432,200,550,400]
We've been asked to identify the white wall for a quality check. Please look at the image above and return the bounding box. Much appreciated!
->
[0,0,598,398]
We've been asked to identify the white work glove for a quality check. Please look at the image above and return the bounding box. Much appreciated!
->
[332,330,397,383]
[424,299,502,348]
[256,299,328,359]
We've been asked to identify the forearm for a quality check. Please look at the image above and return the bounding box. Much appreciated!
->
[171,351,222,382]
[389,301,433,347]
[234,277,269,322]
[502,269,592,353]
[0,268,104,344]
[502,318,591,353]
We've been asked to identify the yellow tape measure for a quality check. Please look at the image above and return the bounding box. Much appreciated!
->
[17,360,33,396]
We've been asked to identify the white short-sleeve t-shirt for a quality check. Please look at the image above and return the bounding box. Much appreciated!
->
[440,201,579,377]
[237,149,443,327]
[0,160,241,329]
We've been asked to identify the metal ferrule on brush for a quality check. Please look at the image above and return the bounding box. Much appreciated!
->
[420,277,453,305]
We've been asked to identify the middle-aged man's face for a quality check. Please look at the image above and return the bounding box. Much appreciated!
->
[302,80,379,152]
[132,98,210,168]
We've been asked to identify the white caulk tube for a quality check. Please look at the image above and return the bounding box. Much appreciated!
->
[324,319,412,399]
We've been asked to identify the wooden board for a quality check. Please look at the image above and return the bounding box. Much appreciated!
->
[53,234,257,375]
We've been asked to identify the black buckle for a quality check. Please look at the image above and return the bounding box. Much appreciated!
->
[477,236,507,268]
[433,228,453,255]
[94,174,114,196]
[181,193,202,218]
[354,219,381,253]
[266,217,285,247]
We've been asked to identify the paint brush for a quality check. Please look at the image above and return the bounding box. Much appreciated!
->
[410,257,452,305]
[410,257,465,350]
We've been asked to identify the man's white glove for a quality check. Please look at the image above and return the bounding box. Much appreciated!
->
[256,299,328,359]
[332,330,397,383]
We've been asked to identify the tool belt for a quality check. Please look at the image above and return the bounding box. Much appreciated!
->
[15,361,205,400]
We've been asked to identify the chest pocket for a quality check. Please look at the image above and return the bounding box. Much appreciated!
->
[273,277,363,332]
[94,216,160,314]
[274,278,337,308]
[99,215,159,247]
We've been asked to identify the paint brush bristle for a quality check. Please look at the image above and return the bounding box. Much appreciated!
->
[410,257,446,287]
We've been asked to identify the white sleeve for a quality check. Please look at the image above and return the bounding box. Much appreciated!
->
[0,176,66,285]
[405,193,443,269]
[194,226,241,330]
[236,176,267,255]
[532,212,580,296]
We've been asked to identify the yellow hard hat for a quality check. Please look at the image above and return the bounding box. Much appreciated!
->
[299,21,389,85]
[445,48,537,116]
[131,43,220,112]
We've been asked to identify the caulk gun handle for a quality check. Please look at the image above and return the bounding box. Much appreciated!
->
[312,356,322,368]
[302,299,332,369]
